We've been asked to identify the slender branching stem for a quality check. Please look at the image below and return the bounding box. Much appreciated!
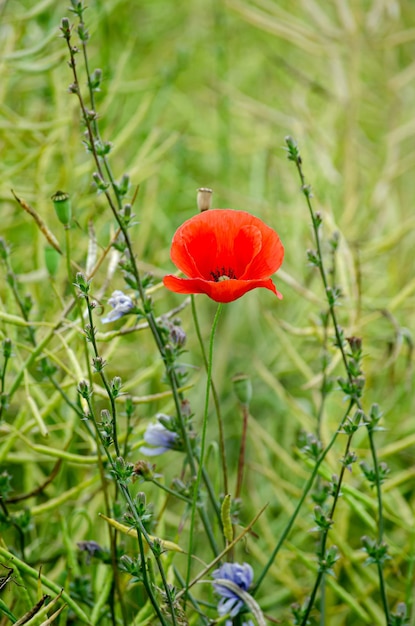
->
[286,137,390,624]
[254,401,353,593]
[186,304,223,601]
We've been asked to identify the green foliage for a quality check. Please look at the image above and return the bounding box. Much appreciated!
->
[0,1,414,625]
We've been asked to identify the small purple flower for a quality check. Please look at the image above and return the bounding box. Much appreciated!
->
[212,562,254,619]
[102,290,134,323]
[140,415,179,456]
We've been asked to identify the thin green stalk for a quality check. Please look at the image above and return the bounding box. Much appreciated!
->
[367,427,390,625]
[253,401,353,593]
[186,303,223,600]
[286,137,390,624]
[235,403,249,500]
[150,478,192,504]
[191,295,229,495]
[84,293,121,457]
[83,394,174,626]
[300,433,354,626]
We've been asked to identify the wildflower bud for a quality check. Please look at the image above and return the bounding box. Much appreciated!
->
[52,191,72,226]
[197,187,212,212]
[307,249,320,267]
[92,356,106,372]
[44,245,60,277]
[0,238,10,261]
[60,17,71,37]
[330,231,340,250]
[180,399,192,418]
[23,294,33,315]
[77,379,91,399]
[94,141,112,157]
[90,68,103,91]
[100,409,111,423]
[365,403,383,432]
[84,109,98,121]
[285,135,301,163]
[133,460,155,481]
[77,23,89,42]
[74,272,90,294]
[123,203,132,220]
[361,535,390,565]
[92,172,109,191]
[313,210,321,225]
[0,470,13,499]
[232,373,252,406]
[347,336,362,358]
[169,322,186,347]
[313,505,333,531]
[391,603,407,623]
[3,338,12,359]
[77,540,105,563]
[110,376,122,398]
[117,174,130,198]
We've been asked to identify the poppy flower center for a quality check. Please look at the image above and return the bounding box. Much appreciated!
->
[210,267,237,282]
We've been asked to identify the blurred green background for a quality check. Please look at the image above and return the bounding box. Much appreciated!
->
[0,0,414,623]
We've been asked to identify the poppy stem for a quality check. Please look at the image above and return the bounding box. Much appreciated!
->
[191,295,229,495]
[186,303,223,603]
[235,403,249,500]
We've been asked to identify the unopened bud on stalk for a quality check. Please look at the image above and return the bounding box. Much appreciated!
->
[44,245,60,277]
[51,190,72,226]
[232,373,252,406]
[197,187,212,212]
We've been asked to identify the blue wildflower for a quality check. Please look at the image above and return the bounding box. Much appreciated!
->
[140,415,179,456]
[102,290,134,323]
[212,562,254,621]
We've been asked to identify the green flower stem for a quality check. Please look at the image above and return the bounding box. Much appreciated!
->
[367,427,390,623]
[235,402,249,500]
[191,295,229,495]
[186,303,223,600]
[253,401,353,593]
[0,340,11,422]
[287,137,390,625]
[300,432,354,626]
[149,478,193,504]
[64,15,220,558]
[84,395,174,626]
[84,293,121,457]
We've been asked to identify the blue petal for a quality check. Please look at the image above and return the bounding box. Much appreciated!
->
[140,446,169,456]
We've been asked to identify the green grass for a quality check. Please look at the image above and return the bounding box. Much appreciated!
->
[0,0,414,624]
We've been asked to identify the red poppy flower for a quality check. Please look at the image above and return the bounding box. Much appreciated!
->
[163,209,284,303]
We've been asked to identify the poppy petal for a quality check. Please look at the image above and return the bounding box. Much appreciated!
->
[239,227,284,279]
[163,275,283,304]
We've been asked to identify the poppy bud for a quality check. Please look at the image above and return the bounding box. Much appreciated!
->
[197,187,212,212]
[232,373,252,406]
[44,245,60,277]
[51,190,72,226]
